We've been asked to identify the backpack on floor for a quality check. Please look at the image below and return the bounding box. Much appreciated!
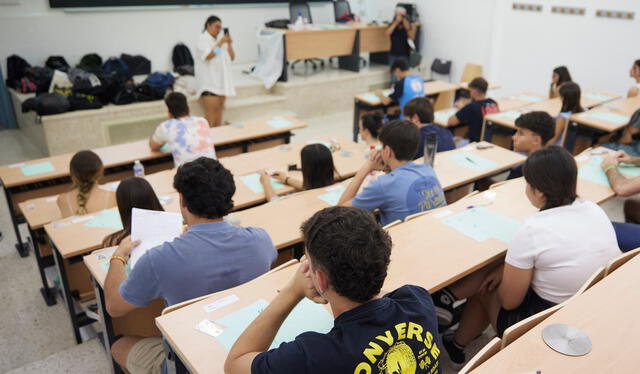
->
[121,54,152,75]
[68,68,101,91]
[76,53,103,74]
[6,55,31,89]
[172,43,194,75]
[22,93,70,115]
[103,57,132,82]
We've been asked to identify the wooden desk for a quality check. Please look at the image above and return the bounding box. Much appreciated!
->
[352,80,461,141]
[0,115,306,258]
[472,253,640,374]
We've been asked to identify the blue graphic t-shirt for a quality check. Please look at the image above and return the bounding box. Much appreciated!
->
[352,162,447,226]
[252,285,442,374]
[389,75,425,118]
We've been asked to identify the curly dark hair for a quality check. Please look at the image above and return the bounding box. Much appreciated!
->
[173,157,235,219]
[301,206,392,303]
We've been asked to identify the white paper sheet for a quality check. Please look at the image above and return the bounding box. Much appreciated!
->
[130,208,183,268]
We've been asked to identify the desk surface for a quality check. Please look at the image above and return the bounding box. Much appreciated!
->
[472,252,640,374]
[0,116,306,189]
[355,80,460,106]
[83,246,117,288]
[570,95,640,132]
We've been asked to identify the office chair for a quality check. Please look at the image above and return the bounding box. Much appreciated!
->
[289,1,325,72]
[330,0,367,68]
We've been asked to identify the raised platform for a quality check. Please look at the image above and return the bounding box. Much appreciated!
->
[11,62,389,156]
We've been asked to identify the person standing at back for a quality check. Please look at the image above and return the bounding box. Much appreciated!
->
[196,15,236,127]
[377,58,425,119]
[149,92,216,168]
[447,77,499,142]
[385,6,418,85]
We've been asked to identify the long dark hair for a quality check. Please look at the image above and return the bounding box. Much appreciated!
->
[69,150,103,215]
[553,66,572,86]
[559,82,583,113]
[301,144,337,190]
[203,15,221,32]
[634,59,640,70]
[102,177,164,247]
[361,112,384,139]
[523,146,577,211]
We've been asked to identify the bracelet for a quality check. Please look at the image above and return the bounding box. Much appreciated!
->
[603,165,618,173]
[110,255,128,266]
[284,177,289,184]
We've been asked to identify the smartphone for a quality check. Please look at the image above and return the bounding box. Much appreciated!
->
[223,27,229,35]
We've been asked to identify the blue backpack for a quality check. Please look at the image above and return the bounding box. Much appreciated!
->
[102,57,132,82]
[137,72,175,100]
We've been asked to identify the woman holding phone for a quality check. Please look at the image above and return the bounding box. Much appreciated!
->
[196,15,236,127]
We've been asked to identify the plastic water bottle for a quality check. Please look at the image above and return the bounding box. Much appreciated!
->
[364,144,376,160]
[133,160,145,177]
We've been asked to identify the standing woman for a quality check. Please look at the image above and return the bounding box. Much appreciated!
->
[385,6,417,84]
[196,15,236,127]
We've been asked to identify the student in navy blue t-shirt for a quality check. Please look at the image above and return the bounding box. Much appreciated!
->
[404,97,456,158]
[224,206,442,374]
[448,77,499,142]
[338,119,447,226]
[377,58,425,118]
[104,157,277,374]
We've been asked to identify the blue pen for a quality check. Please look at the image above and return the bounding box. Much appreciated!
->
[465,156,477,164]
[467,201,493,209]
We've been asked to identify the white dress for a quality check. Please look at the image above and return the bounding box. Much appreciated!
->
[195,31,236,97]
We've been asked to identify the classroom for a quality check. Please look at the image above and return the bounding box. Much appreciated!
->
[1,0,640,373]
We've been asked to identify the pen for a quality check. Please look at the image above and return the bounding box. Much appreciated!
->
[467,202,493,209]
[465,156,477,165]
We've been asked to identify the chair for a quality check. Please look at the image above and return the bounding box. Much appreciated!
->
[605,247,640,276]
[460,63,483,84]
[330,1,367,68]
[458,337,502,374]
[430,58,452,82]
[289,1,325,72]
[382,220,402,229]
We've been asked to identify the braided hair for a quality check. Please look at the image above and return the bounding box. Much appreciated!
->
[69,150,103,215]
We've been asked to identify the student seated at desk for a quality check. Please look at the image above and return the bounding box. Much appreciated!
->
[404,97,455,158]
[102,177,164,248]
[105,157,277,374]
[433,147,620,367]
[548,82,583,146]
[603,109,640,157]
[549,65,572,99]
[601,150,640,252]
[359,112,383,146]
[259,143,337,201]
[338,120,446,226]
[57,150,115,218]
[224,206,442,374]
[447,77,499,142]
[376,58,424,118]
[628,59,640,98]
[149,92,217,167]
[507,111,556,179]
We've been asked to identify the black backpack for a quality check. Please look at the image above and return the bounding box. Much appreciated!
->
[112,82,137,105]
[103,57,132,82]
[172,44,194,75]
[22,93,70,116]
[121,54,152,75]
[76,53,103,74]
[6,55,31,89]
[68,92,103,111]
[45,56,70,71]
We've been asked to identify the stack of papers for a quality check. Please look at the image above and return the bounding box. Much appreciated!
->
[130,208,183,268]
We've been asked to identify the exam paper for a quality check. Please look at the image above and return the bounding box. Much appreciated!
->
[130,208,183,268]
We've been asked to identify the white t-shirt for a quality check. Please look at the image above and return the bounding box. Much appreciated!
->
[506,200,620,304]
[195,31,236,97]
[152,116,217,167]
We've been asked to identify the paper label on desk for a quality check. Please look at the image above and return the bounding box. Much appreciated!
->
[130,208,182,268]
[516,95,544,103]
[446,152,497,171]
[240,173,285,194]
[584,93,613,102]
[498,111,522,120]
[9,162,25,168]
[582,111,630,125]
[196,319,225,338]
[21,161,55,176]
[214,298,333,351]
[433,209,454,219]
[203,294,240,313]
[71,215,94,224]
[318,185,346,206]
[579,156,640,186]
[85,209,123,230]
[267,117,294,129]
[441,206,521,243]
[46,196,58,203]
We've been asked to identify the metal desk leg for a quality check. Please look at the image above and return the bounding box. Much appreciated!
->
[483,120,495,143]
[2,185,30,257]
[564,121,579,154]
[93,276,124,374]
[29,226,57,306]
[353,101,361,142]
[163,339,190,374]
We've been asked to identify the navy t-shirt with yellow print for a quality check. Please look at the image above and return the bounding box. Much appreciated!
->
[251,285,442,374]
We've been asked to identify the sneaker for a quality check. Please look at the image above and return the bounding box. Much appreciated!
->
[438,302,465,333]
[442,331,466,369]
[432,289,456,326]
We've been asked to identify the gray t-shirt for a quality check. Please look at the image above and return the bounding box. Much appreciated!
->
[120,221,277,307]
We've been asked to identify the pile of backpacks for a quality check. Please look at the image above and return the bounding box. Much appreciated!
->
[7,44,195,116]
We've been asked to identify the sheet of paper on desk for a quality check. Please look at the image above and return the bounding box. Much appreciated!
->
[583,111,630,125]
[446,152,497,171]
[579,156,640,186]
[318,185,346,206]
[584,93,613,102]
[442,206,521,243]
[517,95,543,103]
[499,111,522,120]
[21,161,55,176]
[85,209,123,230]
[435,109,456,123]
[214,298,333,351]
[130,208,182,268]
[267,117,294,129]
[240,173,285,194]
[361,93,381,104]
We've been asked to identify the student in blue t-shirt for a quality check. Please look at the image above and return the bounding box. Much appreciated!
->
[404,97,456,159]
[448,77,500,142]
[104,157,277,374]
[338,119,447,226]
[376,58,425,118]
[224,206,442,374]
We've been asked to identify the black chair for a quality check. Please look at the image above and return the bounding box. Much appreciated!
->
[289,1,325,72]
[430,58,452,82]
[330,0,367,68]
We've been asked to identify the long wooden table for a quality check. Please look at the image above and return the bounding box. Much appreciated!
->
[472,253,640,373]
[0,115,306,258]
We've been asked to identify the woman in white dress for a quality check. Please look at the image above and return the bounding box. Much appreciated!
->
[196,15,236,127]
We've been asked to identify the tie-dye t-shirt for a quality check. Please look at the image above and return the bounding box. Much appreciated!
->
[152,116,217,167]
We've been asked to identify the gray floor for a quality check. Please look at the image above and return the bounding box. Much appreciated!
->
[0,111,628,373]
